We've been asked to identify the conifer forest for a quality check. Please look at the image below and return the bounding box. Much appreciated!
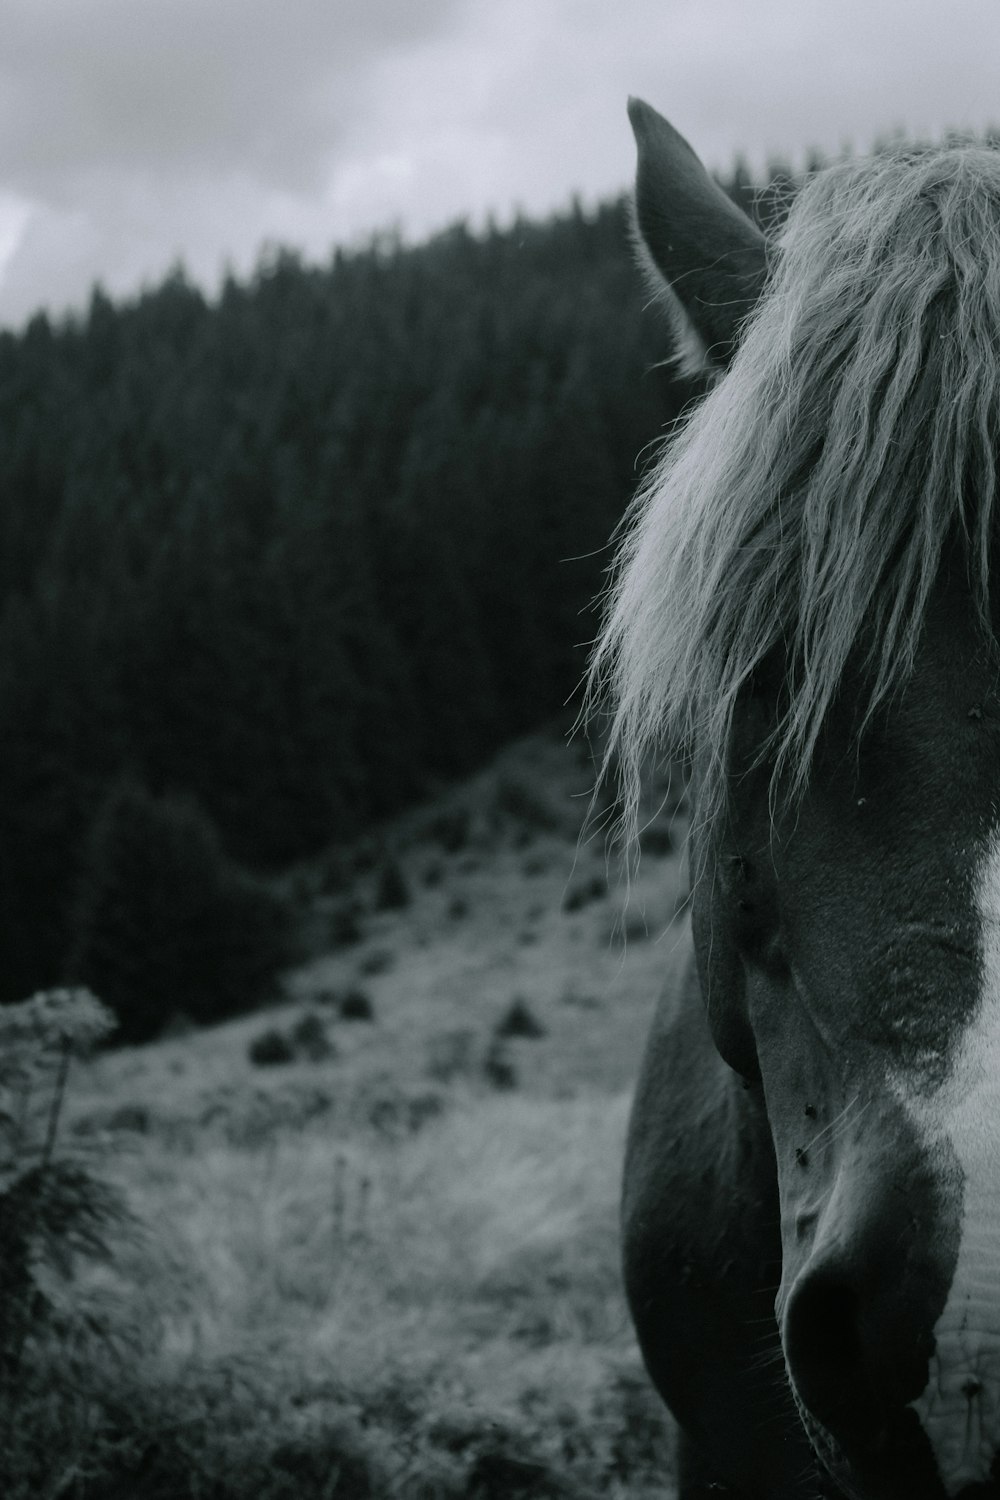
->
[0,167,795,1024]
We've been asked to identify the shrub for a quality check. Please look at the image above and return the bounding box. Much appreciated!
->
[68,778,294,1043]
[562,875,606,913]
[248,1028,295,1066]
[607,908,653,946]
[290,1012,334,1060]
[339,989,375,1022]
[106,1103,150,1132]
[3,1362,391,1500]
[639,823,674,857]
[482,1040,517,1091]
[248,1014,337,1067]
[495,998,547,1040]
[0,989,129,1414]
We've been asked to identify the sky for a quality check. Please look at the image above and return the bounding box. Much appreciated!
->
[2,0,1000,329]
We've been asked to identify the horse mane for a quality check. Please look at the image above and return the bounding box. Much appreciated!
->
[591,140,1000,846]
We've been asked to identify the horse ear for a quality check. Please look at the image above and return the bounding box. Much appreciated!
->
[628,97,768,378]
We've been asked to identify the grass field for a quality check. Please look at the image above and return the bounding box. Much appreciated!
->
[3,728,688,1498]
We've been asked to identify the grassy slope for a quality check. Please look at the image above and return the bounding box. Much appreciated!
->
[10,729,688,1498]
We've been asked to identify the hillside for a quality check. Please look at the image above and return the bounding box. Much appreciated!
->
[4,726,689,1499]
[0,197,685,1006]
[0,153,812,1008]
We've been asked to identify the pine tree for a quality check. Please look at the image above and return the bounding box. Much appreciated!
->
[68,779,293,1042]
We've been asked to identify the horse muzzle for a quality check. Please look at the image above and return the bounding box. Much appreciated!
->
[779,1142,1000,1499]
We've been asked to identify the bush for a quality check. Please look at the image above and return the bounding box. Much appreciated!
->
[0,989,129,1424]
[248,1028,295,1066]
[248,1014,336,1067]
[495,998,547,1040]
[562,875,606,913]
[339,989,375,1022]
[290,1013,334,1060]
[482,1040,517,1090]
[639,823,674,857]
[3,1360,391,1500]
[68,778,294,1043]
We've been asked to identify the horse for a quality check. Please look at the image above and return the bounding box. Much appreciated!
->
[591,98,1000,1500]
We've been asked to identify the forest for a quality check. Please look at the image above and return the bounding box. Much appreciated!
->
[0,160,798,1021]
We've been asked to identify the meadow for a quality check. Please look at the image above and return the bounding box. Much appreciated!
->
[3,727,688,1499]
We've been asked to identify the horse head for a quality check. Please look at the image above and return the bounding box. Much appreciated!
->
[601,101,1000,1499]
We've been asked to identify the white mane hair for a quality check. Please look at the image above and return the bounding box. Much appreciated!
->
[590,141,1000,848]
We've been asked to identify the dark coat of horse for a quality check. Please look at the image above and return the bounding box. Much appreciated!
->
[595,100,1000,1500]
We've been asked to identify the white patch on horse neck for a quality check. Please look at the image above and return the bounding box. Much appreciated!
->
[908,830,1000,1494]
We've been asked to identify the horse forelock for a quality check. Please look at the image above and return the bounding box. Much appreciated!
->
[591,140,1000,849]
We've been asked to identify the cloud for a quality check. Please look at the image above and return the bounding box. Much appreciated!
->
[0,0,466,322]
[2,0,1000,327]
[0,0,461,193]
[324,0,1000,241]
[606,0,1000,170]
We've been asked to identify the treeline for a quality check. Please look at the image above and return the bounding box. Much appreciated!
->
[0,162,802,1012]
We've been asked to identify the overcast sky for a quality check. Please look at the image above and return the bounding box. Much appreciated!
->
[2,0,999,329]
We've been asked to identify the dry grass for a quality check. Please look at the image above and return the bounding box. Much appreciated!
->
[4,728,686,1498]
